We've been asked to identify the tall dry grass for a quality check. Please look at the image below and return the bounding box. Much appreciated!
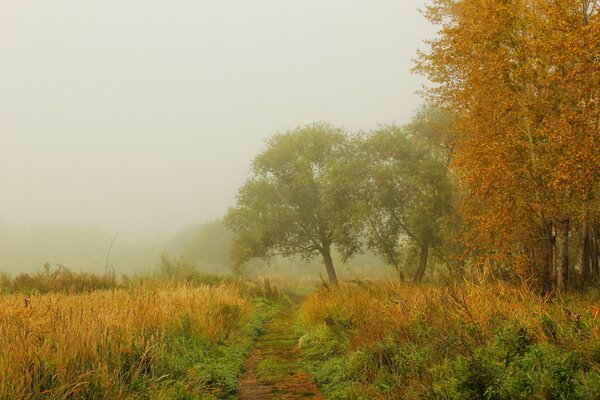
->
[298,280,600,398]
[0,283,249,399]
[0,264,116,294]
[300,281,600,349]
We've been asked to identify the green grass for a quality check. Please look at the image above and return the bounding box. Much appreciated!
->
[132,294,286,399]
[256,357,291,385]
[297,283,600,400]
[143,279,289,398]
[300,321,600,400]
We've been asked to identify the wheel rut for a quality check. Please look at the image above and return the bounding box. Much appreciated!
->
[237,304,323,400]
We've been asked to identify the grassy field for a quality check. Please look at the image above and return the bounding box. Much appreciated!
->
[2,271,599,399]
[297,281,600,399]
[0,279,285,400]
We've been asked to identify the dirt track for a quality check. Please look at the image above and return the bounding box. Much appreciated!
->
[236,305,323,400]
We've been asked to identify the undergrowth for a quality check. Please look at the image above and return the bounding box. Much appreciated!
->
[297,281,600,400]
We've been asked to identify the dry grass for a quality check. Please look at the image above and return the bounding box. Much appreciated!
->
[298,280,600,399]
[0,283,250,399]
[0,264,116,294]
[300,281,600,349]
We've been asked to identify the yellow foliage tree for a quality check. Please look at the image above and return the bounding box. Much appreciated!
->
[415,0,600,291]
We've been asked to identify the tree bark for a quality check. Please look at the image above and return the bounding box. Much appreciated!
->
[592,224,599,277]
[395,267,405,282]
[580,210,591,284]
[320,245,339,285]
[413,242,430,282]
[556,219,570,292]
[540,224,555,293]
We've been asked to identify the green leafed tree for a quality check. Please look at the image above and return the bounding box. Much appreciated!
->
[224,122,361,284]
[356,117,456,282]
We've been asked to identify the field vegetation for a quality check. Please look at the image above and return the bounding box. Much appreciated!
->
[298,281,600,399]
[0,263,115,294]
[2,0,600,399]
[0,270,286,400]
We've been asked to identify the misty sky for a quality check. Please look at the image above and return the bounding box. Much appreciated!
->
[1,0,434,241]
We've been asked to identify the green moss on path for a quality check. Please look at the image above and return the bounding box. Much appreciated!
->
[237,304,323,400]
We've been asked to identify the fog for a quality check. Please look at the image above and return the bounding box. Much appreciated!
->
[1,1,433,272]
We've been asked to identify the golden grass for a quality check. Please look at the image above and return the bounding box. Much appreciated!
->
[299,281,600,351]
[299,281,600,399]
[0,283,250,399]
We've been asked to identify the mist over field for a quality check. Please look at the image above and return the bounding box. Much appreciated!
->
[1,0,433,274]
[1,1,599,399]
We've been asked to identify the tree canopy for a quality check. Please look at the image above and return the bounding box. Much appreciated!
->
[354,112,455,281]
[224,122,361,284]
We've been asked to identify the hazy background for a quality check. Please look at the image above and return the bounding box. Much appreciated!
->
[1,0,433,273]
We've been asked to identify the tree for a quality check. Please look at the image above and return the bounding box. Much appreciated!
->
[224,123,361,284]
[166,220,234,273]
[407,106,467,276]
[356,121,455,282]
[415,0,600,291]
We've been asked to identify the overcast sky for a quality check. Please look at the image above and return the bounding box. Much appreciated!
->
[1,0,434,241]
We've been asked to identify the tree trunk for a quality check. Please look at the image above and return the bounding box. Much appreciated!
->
[556,219,570,292]
[540,224,554,294]
[413,242,429,282]
[394,267,405,282]
[580,210,591,284]
[591,225,599,277]
[320,245,339,285]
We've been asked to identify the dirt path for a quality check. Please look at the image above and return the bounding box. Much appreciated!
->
[236,304,323,400]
